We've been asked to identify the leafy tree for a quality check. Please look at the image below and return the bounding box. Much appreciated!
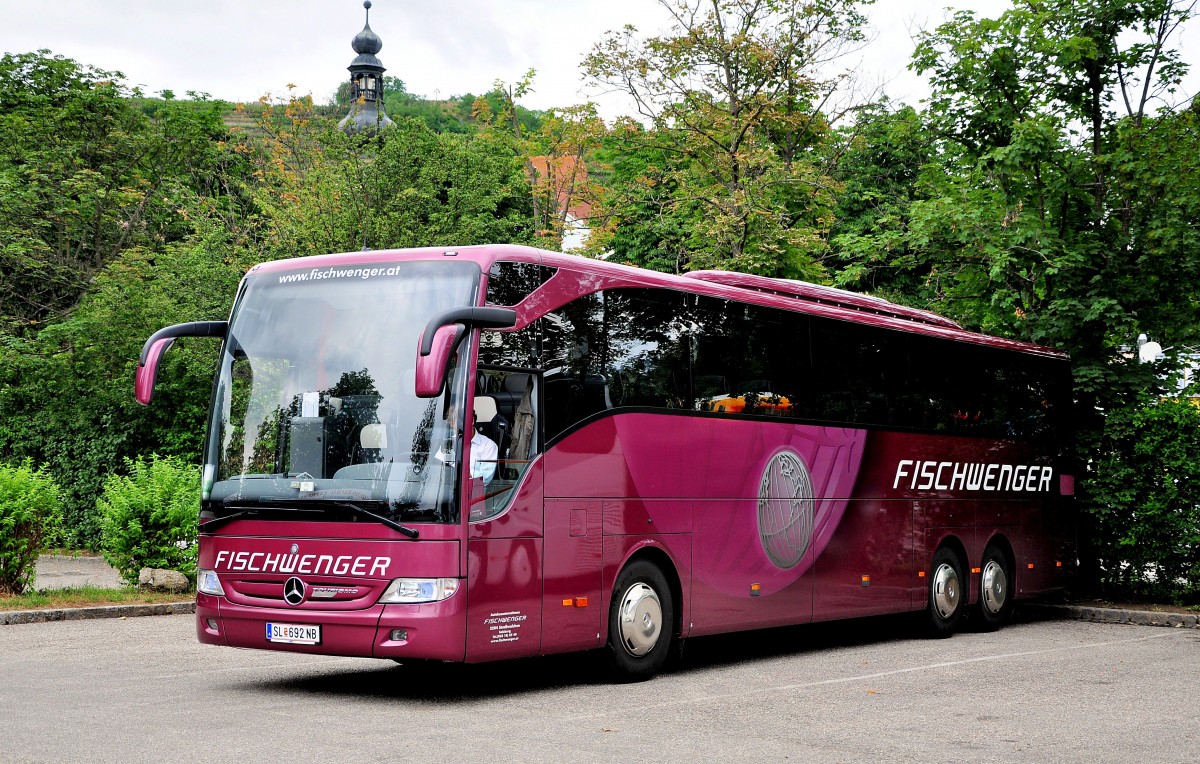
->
[0,224,246,545]
[246,93,539,257]
[0,52,249,545]
[827,101,933,299]
[583,0,872,277]
[895,1,1200,369]
[588,120,693,271]
[0,51,233,334]
[830,0,1200,589]
[520,103,605,249]
[832,1,1199,395]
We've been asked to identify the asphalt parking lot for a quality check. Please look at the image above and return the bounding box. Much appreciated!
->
[1,611,1196,763]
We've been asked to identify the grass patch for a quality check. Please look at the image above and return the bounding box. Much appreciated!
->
[0,586,191,611]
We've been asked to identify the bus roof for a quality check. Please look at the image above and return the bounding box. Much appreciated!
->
[250,244,1069,362]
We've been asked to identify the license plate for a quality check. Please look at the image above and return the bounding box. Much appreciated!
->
[265,622,321,644]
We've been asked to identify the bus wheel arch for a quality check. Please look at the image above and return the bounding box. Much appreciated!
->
[924,540,967,638]
[605,549,680,681]
[976,536,1015,631]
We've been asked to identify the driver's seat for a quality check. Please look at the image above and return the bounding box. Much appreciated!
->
[473,395,508,457]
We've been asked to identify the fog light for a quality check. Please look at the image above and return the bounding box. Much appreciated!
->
[390,629,408,642]
[206,618,219,630]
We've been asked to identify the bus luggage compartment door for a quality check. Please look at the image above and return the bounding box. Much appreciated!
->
[540,499,603,654]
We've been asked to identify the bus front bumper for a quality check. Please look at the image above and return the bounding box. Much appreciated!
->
[196,591,468,661]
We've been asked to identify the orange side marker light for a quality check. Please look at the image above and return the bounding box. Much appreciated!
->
[918,571,926,578]
[1028,563,1035,569]
[971,567,982,574]
[562,598,574,607]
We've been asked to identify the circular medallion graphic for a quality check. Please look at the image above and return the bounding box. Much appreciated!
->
[757,450,815,569]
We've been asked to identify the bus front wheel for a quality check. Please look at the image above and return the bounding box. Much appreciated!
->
[925,547,966,638]
[606,560,674,681]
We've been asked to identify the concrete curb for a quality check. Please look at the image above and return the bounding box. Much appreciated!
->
[0,601,195,626]
[1023,603,1200,629]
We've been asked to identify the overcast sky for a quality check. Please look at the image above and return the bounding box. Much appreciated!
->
[1,0,1195,118]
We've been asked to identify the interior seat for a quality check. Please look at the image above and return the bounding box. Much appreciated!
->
[473,394,509,457]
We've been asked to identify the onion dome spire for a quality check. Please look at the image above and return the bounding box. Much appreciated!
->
[339,0,394,135]
[352,1,383,57]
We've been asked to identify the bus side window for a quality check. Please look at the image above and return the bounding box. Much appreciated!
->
[603,290,689,410]
[541,295,607,440]
[691,296,810,419]
[474,318,546,521]
[470,370,539,522]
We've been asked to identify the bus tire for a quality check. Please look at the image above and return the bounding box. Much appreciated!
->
[976,544,1012,631]
[605,560,674,681]
[925,547,966,638]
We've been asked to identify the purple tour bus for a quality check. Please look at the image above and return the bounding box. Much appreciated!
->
[136,244,1074,679]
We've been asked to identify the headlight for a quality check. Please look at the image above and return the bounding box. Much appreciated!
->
[377,578,459,604]
[197,569,225,596]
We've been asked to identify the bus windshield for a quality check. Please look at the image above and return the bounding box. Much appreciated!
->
[203,259,481,525]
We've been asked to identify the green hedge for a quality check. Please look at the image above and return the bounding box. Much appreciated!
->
[97,455,199,586]
[1084,395,1200,603]
[0,460,62,595]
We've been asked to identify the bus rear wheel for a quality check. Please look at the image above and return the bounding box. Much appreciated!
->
[925,547,966,638]
[975,544,1012,632]
[606,560,674,681]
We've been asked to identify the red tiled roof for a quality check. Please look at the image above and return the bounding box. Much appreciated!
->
[528,155,592,220]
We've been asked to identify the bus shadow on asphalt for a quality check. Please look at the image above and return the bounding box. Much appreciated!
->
[242,611,978,701]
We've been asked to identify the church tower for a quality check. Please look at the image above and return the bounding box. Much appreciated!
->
[338,1,394,135]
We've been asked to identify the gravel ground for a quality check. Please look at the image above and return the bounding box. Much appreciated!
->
[33,554,124,590]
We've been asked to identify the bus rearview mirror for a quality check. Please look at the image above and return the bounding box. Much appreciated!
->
[415,324,465,398]
[135,321,228,405]
[414,307,517,398]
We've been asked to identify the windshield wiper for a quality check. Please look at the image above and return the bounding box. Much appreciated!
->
[330,501,419,539]
[200,500,420,538]
[198,509,252,534]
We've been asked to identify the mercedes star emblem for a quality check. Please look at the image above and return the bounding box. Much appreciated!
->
[283,576,306,606]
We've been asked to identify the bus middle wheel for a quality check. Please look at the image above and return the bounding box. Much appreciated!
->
[925,546,966,638]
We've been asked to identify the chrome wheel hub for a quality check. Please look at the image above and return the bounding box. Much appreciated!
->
[617,582,662,657]
[932,563,960,619]
[981,560,1008,614]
